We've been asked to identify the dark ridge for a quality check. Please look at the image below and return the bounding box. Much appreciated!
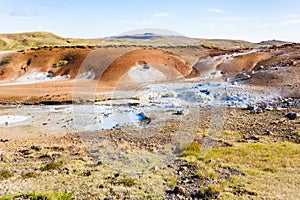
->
[110,33,188,40]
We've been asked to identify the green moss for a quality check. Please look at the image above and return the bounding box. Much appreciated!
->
[0,192,72,200]
[181,142,202,158]
[220,131,244,141]
[167,173,177,188]
[202,142,300,171]
[40,161,63,171]
[262,168,277,173]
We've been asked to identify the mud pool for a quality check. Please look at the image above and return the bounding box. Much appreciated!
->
[0,81,277,134]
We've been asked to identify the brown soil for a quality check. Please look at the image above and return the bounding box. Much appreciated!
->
[243,44,300,97]
[0,47,92,80]
[98,49,192,87]
[0,45,300,104]
[217,52,271,76]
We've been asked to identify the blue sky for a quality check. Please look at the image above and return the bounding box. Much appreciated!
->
[0,0,300,42]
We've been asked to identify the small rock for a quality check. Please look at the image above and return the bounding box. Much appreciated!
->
[136,112,151,125]
[266,129,273,135]
[0,138,10,143]
[104,197,114,200]
[42,122,48,126]
[248,105,262,114]
[276,107,286,111]
[235,72,251,80]
[251,108,262,114]
[82,170,91,176]
[247,70,255,75]
[182,178,190,183]
[199,89,210,95]
[31,145,43,151]
[150,166,159,171]
[174,186,186,195]
[59,167,70,175]
[254,65,264,71]
[179,166,187,172]
[96,160,103,166]
[173,110,184,115]
[285,112,300,120]
[20,149,31,155]
[247,105,255,110]
[240,105,248,109]
[0,151,5,156]
[167,164,174,168]
[99,184,105,189]
[265,105,274,111]
[247,135,260,141]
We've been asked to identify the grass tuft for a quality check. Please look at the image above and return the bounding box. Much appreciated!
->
[40,161,63,171]
[181,142,201,158]
[22,172,38,179]
[0,170,13,180]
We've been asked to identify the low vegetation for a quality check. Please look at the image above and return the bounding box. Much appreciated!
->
[52,60,68,68]
[0,32,104,51]
[0,123,299,199]
[40,161,64,171]
[180,137,300,199]
[0,170,13,180]
[22,172,38,179]
[0,192,72,200]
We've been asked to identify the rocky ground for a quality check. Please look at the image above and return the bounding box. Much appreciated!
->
[0,105,299,199]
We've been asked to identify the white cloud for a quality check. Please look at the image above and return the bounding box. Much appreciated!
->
[153,12,169,17]
[208,8,224,13]
[285,18,300,25]
[121,19,154,26]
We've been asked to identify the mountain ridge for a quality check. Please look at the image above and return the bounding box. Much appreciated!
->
[0,31,295,51]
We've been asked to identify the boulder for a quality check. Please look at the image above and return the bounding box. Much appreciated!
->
[174,186,186,195]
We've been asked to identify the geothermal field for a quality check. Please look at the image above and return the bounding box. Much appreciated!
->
[0,32,299,199]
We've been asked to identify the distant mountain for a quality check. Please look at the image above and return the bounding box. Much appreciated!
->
[110,28,189,39]
[110,32,188,39]
[258,39,293,46]
[0,30,294,51]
